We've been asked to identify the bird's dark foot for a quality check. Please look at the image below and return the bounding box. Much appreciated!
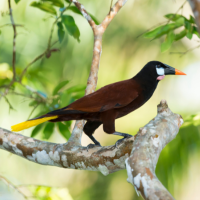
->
[86,143,101,151]
[86,135,101,151]
[113,132,133,148]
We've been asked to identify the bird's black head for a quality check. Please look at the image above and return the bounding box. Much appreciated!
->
[137,61,186,82]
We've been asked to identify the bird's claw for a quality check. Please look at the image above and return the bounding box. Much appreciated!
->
[115,135,132,148]
[86,143,101,152]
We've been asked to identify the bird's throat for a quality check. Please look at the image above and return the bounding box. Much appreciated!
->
[157,75,165,80]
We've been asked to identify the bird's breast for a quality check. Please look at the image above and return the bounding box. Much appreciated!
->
[116,82,158,118]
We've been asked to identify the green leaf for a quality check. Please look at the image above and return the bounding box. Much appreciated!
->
[192,26,200,38]
[67,85,85,93]
[43,123,55,139]
[0,30,1,35]
[161,31,175,52]
[174,29,187,41]
[165,14,184,21]
[31,124,44,137]
[30,2,57,15]
[61,15,80,42]
[57,122,71,140]
[29,100,38,107]
[52,80,69,95]
[57,22,65,43]
[67,6,100,25]
[188,15,196,24]
[144,21,184,39]
[185,21,193,39]
[14,0,21,3]
[64,0,71,3]
[42,0,64,8]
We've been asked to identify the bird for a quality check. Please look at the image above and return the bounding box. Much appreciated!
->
[11,61,186,146]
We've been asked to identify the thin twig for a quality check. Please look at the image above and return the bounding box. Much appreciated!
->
[0,23,23,28]
[0,175,29,199]
[27,104,39,119]
[110,0,114,13]
[20,52,46,81]
[170,44,200,56]
[8,0,17,82]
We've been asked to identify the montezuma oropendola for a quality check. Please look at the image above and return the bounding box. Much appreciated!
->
[11,61,186,146]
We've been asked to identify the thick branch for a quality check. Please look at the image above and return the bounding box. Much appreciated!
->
[125,100,183,200]
[0,127,133,175]
[0,100,182,181]
[188,0,200,33]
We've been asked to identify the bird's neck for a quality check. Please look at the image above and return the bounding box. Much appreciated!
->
[132,72,158,91]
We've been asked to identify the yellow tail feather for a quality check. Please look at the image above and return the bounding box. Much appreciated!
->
[11,116,58,132]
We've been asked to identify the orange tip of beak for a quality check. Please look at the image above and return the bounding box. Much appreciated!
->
[175,69,186,75]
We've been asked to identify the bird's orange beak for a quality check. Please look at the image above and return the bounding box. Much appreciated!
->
[175,69,186,75]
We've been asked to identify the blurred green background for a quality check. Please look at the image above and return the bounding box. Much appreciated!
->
[0,0,200,199]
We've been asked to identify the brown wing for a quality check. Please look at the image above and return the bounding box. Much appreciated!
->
[63,79,139,112]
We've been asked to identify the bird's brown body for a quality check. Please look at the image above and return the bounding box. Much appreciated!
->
[48,73,158,137]
[12,61,186,146]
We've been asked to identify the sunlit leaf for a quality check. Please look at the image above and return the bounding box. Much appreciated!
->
[192,26,200,38]
[30,2,57,15]
[61,15,80,42]
[144,21,184,39]
[29,100,38,107]
[42,0,64,8]
[64,0,71,3]
[31,123,44,137]
[57,22,65,43]
[52,80,69,95]
[188,15,196,24]
[67,6,100,25]
[57,122,71,140]
[174,29,187,41]
[184,21,193,39]
[43,123,54,139]
[14,0,21,3]
[165,13,184,22]
[161,31,175,52]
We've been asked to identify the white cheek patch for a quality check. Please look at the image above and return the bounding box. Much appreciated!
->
[156,67,165,75]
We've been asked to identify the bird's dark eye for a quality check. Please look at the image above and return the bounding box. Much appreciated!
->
[156,65,161,68]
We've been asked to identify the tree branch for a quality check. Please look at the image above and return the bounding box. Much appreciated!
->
[188,0,200,33]
[8,0,17,82]
[0,100,183,182]
[70,0,96,32]
[125,100,183,200]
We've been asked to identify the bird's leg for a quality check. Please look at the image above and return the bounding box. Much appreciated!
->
[87,135,101,149]
[83,121,102,150]
[113,132,133,148]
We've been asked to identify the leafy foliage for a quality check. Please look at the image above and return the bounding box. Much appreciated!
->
[42,0,64,8]
[14,0,21,4]
[156,123,200,194]
[144,14,200,52]
[61,15,80,42]
[30,2,57,15]
[57,21,65,43]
